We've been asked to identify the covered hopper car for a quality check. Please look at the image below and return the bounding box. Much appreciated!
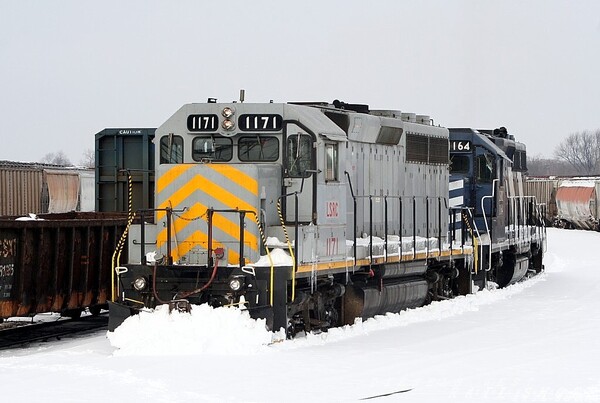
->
[555,179,600,230]
[525,176,600,231]
[0,161,94,217]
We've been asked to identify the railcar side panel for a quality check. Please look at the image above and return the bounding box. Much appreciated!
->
[0,212,128,319]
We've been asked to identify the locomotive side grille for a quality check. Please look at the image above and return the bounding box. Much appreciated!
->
[406,133,429,163]
[429,137,449,164]
[406,133,448,165]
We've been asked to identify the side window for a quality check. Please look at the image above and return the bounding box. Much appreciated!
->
[325,143,338,181]
[238,136,279,161]
[192,136,233,162]
[450,155,470,174]
[160,134,183,164]
[476,153,495,183]
[286,134,312,177]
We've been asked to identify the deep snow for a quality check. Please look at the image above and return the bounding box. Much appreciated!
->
[1,228,599,402]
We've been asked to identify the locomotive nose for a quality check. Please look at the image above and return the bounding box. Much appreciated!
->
[155,163,261,266]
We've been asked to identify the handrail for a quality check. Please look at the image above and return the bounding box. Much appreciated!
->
[278,170,317,303]
[253,213,275,306]
[481,179,499,272]
[344,170,447,266]
[458,207,480,273]
[112,170,136,302]
[206,208,256,268]
[276,198,296,303]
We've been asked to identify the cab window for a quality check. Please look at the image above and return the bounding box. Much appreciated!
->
[325,143,338,181]
[286,134,312,177]
[160,135,183,164]
[476,153,495,183]
[450,155,470,174]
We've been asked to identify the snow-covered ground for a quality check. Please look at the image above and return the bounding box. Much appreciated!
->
[1,228,599,402]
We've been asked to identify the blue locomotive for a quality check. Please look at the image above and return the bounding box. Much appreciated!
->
[449,127,545,289]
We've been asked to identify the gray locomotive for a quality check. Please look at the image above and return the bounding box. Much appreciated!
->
[108,97,545,334]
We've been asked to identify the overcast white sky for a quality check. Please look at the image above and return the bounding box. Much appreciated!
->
[1,1,599,163]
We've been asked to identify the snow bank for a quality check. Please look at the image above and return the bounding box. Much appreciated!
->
[108,273,546,356]
[287,273,547,348]
[107,304,277,356]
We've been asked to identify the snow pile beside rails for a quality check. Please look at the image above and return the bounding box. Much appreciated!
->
[280,273,548,349]
[108,273,546,356]
[108,304,280,356]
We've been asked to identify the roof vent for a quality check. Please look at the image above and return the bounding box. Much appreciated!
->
[416,115,431,125]
[401,113,416,123]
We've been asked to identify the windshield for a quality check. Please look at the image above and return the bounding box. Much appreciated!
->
[238,136,279,162]
[192,136,233,162]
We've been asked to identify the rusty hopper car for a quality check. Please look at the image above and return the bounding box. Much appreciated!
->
[0,212,128,319]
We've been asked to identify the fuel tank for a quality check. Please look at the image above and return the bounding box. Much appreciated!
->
[343,279,428,325]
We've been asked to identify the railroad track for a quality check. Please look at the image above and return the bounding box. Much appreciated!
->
[0,314,108,350]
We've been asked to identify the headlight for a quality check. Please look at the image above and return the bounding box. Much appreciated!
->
[229,277,243,291]
[222,106,235,118]
[222,119,235,130]
[133,276,147,291]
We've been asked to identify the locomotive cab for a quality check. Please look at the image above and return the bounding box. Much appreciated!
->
[449,128,510,244]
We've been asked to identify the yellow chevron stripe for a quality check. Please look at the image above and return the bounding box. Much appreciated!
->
[155,202,258,252]
[156,171,200,221]
[156,164,194,194]
[205,164,258,197]
[156,173,257,221]
[155,165,258,265]
[195,173,257,213]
